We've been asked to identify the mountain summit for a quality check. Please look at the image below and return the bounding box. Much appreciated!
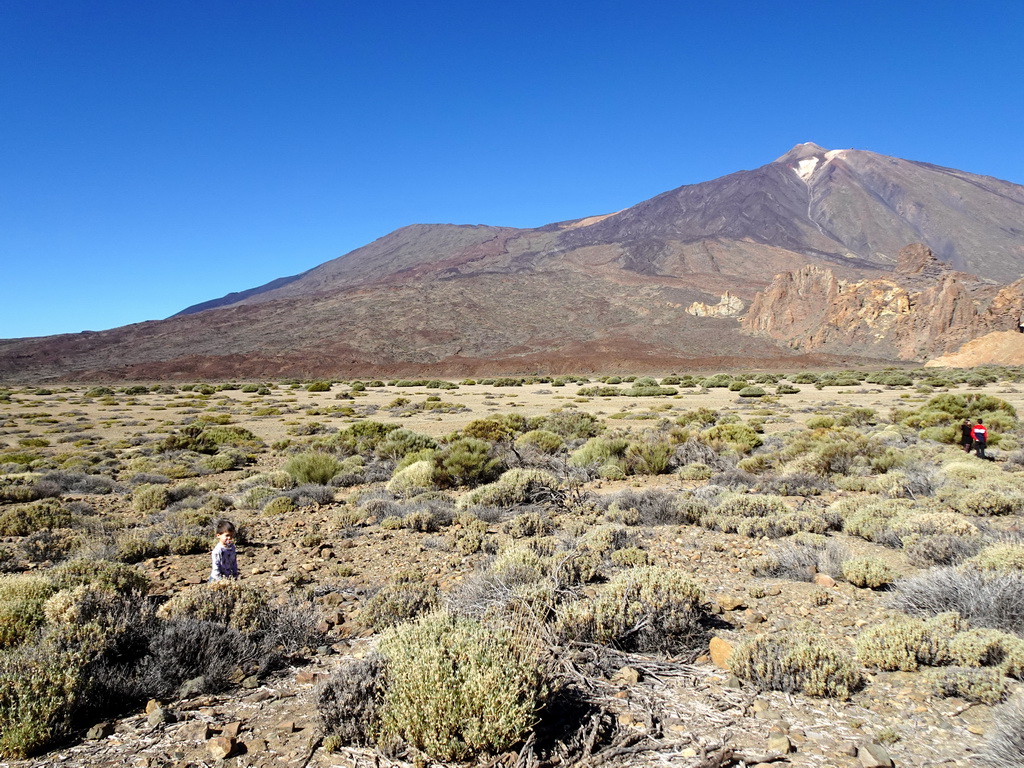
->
[4,145,1024,380]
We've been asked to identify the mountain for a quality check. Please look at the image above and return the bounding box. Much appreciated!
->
[4,143,1024,381]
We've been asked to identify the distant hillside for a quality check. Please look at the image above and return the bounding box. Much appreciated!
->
[4,143,1024,381]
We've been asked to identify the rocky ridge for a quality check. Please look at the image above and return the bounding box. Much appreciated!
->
[743,244,1024,361]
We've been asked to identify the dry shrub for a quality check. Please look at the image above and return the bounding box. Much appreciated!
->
[156,580,271,633]
[318,655,386,749]
[967,543,1024,573]
[855,613,964,671]
[375,612,547,761]
[891,567,1024,635]
[904,534,984,567]
[595,488,680,525]
[981,693,1024,767]
[927,666,1008,705]
[750,539,848,581]
[557,566,706,654]
[841,557,897,589]
[729,631,863,699]
[359,581,441,632]
[0,638,84,757]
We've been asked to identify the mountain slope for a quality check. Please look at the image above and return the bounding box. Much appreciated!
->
[4,143,1024,381]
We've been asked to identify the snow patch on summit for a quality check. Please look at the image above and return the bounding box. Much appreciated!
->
[795,157,820,181]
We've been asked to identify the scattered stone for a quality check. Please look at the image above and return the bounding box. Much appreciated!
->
[710,637,734,669]
[178,676,206,699]
[724,673,743,688]
[208,736,236,760]
[86,721,115,740]
[717,594,746,611]
[812,573,837,588]
[858,742,894,767]
[241,675,260,689]
[611,666,642,685]
[147,705,170,727]
[221,721,242,739]
[767,734,793,754]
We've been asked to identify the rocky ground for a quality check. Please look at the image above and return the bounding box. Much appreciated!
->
[2,380,1023,768]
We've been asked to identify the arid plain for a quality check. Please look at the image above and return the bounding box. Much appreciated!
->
[1,371,1023,768]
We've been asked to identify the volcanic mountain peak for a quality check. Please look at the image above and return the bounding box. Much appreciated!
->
[5,143,1024,381]
[775,141,829,163]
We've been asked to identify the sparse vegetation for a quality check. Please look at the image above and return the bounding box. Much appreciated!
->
[3,375,1024,764]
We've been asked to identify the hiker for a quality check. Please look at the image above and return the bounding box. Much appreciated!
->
[960,419,974,453]
[972,419,989,460]
[209,519,240,582]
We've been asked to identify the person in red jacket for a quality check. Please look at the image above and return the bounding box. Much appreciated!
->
[972,419,989,459]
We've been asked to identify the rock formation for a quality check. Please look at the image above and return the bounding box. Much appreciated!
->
[686,292,745,318]
[743,245,1024,361]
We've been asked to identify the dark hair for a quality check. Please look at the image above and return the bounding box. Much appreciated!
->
[216,519,236,535]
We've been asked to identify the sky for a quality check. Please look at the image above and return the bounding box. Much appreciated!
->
[3,0,1023,339]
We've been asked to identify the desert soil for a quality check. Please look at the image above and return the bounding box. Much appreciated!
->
[1,378,1022,768]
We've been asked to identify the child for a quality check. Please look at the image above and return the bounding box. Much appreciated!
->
[209,519,240,582]
[972,419,989,460]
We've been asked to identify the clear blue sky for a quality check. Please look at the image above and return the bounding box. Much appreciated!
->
[3,1,1023,339]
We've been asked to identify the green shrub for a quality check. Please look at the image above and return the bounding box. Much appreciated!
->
[376,613,545,761]
[307,381,332,392]
[927,666,1008,705]
[0,639,85,757]
[435,438,501,488]
[569,436,629,469]
[610,546,652,567]
[558,567,706,654]
[624,439,673,475]
[948,628,1024,669]
[387,460,437,498]
[375,429,437,461]
[459,469,562,510]
[841,557,897,589]
[515,429,563,455]
[156,580,270,633]
[855,614,963,671]
[0,575,58,650]
[0,500,76,537]
[729,631,863,698]
[132,483,169,514]
[359,582,441,632]
[541,410,603,439]
[967,543,1024,572]
[954,489,1024,516]
[284,451,341,485]
[114,530,168,563]
[805,416,835,429]
[262,496,294,515]
[677,462,713,481]
[701,423,761,454]
[737,386,766,398]
[51,559,149,595]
